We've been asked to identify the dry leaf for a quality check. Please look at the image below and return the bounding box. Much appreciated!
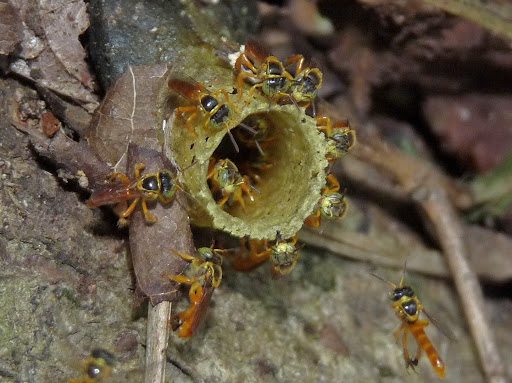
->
[8,0,99,112]
[127,144,192,305]
[40,111,61,137]
[39,0,93,89]
[0,1,23,55]
[86,64,171,171]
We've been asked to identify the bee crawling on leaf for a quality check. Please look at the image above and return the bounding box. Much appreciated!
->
[168,75,237,137]
[87,163,181,227]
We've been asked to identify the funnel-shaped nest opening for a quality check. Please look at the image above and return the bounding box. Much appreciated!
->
[168,99,328,239]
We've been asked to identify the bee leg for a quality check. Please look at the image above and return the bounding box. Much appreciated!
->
[237,71,260,101]
[244,83,263,106]
[118,197,140,222]
[232,240,271,271]
[285,55,306,75]
[175,106,199,137]
[316,116,332,136]
[231,188,247,213]
[141,199,158,223]
[167,275,199,286]
[217,193,231,208]
[169,249,196,262]
[108,172,130,184]
[304,211,322,228]
[325,174,340,193]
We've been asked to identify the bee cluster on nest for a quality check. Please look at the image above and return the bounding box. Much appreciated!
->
[88,41,356,338]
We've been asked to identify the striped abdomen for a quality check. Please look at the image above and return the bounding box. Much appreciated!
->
[408,321,446,378]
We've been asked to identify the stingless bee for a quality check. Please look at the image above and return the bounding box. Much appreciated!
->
[87,163,181,226]
[304,174,348,228]
[166,247,225,338]
[169,76,237,137]
[207,158,255,212]
[233,233,300,276]
[69,348,115,383]
[371,267,448,378]
[316,116,356,163]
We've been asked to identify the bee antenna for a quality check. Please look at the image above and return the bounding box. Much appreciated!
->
[247,181,261,195]
[369,272,396,288]
[239,122,257,135]
[177,160,198,175]
[318,219,333,235]
[254,139,264,156]
[399,258,408,287]
[289,95,301,112]
[227,129,240,153]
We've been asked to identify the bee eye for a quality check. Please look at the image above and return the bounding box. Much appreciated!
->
[308,71,321,85]
[87,364,102,378]
[141,176,159,191]
[391,289,403,301]
[201,95,218,112]
[268,62,282,75]
[402,300,417,316]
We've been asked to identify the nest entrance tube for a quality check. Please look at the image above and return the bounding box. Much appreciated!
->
[167,96,329,239]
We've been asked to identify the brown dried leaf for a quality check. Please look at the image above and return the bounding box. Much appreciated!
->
[27,129,111,190]
[8,0,99,112]
[86,65,171,171]
[39,0,93,89]
[40,110,61,137]
[0,1,23,55]
[127,144,192,305]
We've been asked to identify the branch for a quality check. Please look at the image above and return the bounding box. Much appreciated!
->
[414,187,507,383]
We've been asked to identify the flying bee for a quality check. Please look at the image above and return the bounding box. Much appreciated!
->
[305,174,348,228]
[207,158,255,212]
[234,40,294,105]
[232,233,300,276]
[316,116,356,162]
[87,163,181,227]
[168,76,237,137]
[371,266,448,379]
[285,55,323,112]
[165,247,226,338]
[69,348,115,383]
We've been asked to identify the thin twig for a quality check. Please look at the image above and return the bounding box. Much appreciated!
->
[145,301,172,383]
[422,0,512,41]
[414,187,507,383]
[351,139,472,209]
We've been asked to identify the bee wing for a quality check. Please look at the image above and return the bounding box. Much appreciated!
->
[244,38,271,66]
[167,72,207,100]
[88,182,139,207]
[422,307,458,341]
